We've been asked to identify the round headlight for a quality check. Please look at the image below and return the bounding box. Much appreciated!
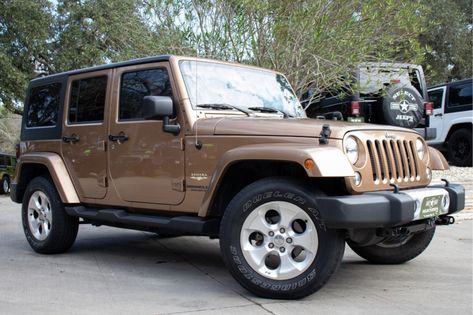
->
[416,138,425,160]
[344,136,359,164]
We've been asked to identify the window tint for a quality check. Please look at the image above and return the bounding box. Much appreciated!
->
[69,76,107,123]
[26,83,62,127]
[119,68,172,120]
[428,89,444,109]
[449,83,472,107]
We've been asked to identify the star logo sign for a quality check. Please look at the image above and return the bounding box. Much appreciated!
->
[399,100,410,113]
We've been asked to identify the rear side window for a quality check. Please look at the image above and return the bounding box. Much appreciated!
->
[26,83,62,127]
[68,76,107,123]
[119,68,172,120]
[428,89,444,109]
[449,83,472,107]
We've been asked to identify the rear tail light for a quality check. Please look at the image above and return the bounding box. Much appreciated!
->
[390,79,401,84]
[424,102,433,116]
[351,101,361,115]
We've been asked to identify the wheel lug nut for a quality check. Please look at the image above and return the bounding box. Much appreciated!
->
[268,231,274,237]
[280,228,285,233]
[268,243,274,249]
[286,237,292,244]
[280,247,285,253]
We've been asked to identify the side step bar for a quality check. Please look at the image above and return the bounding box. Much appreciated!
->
[65,206,220,237]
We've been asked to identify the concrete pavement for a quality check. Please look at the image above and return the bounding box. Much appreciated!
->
[0,195,471,315]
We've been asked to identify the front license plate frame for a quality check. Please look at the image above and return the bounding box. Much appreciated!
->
[402,188,449,221]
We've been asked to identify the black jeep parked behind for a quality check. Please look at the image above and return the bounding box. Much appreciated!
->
[304,63,435,138]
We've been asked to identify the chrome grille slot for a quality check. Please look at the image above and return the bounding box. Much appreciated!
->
[366,139,419,185]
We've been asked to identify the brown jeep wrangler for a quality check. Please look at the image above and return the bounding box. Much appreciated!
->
[11,56,465,299]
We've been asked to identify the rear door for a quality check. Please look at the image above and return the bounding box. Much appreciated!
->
[61,70,111,199]
[108,62,185,205]
[427,86,446,144]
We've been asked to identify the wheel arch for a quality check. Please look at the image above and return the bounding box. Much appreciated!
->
[199,144,353,217]
[445,123,472,144]
[13,153,79,204]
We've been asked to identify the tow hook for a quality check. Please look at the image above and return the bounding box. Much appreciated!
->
[436,215,455,225]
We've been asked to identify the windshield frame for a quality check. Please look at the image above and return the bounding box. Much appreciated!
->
[178,59,306,118]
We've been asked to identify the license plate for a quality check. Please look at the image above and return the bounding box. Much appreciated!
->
[419,195,443,219]
[402,188,449,221]
[347,116,365,123]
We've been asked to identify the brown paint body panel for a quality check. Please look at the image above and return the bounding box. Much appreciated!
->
[15,152,80,204]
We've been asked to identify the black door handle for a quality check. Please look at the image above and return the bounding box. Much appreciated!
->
[63,134,80,143]
[109,132,129,142]
[434,113,443,117]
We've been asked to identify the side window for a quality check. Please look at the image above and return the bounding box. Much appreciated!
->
[0,155,5,167]
[428,89,444,109]
[119,68,172,120]
[68,76,107,123]
[448,83,472,107]
[26,83,62,127]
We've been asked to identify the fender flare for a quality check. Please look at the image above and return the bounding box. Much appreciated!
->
[198,144,354,216]
[15,152,80,203]
[428,147,449,170]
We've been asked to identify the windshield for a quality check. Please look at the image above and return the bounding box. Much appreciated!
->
[179,60,306,117]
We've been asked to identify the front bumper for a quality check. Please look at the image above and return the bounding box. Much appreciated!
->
[317,183,464,228]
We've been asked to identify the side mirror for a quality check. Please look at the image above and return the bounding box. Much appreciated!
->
[143,96,180,134]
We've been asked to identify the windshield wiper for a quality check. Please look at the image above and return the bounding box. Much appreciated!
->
[247,106,293,118]
[196,103,251,116]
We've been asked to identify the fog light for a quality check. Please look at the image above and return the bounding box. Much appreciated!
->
[442,194,450,211]
[353,172,362,186]
[426,167,432,179]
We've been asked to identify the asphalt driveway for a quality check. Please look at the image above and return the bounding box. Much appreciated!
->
[0,195,471,315]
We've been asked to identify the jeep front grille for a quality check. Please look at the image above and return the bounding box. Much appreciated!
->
[366,139,419,184]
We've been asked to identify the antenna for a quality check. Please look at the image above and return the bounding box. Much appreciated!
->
[194,40,202,149]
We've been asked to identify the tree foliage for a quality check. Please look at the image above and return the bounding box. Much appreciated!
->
[0,0,471,116]
[419,0,472,84]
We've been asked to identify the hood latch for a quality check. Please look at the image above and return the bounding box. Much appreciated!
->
[319,124,331,144]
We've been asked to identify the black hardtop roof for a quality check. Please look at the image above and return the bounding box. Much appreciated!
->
[30,55,172,83]
[428,78,472,90]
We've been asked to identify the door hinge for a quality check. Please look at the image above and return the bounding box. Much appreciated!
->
[98,176,108,188]
[180,138,185,151]
[98,140,107,152]
[172,179,185,192]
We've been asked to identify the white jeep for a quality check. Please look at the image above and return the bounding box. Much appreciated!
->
[426,79,472,166]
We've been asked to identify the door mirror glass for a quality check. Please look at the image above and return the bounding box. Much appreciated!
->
[143,96,174,120]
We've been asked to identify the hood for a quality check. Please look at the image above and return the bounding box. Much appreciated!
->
[192,117,417,139]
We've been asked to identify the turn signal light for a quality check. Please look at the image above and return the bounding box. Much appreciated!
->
[304,159,315,170]
[351,101,360,115]
[424,102,433,116]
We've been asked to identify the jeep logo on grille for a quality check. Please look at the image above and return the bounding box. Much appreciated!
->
[385,132,396,140]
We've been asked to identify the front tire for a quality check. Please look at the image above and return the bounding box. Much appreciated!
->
[348,228,436,264]
[219,177,345,299]
[22,176,79,254]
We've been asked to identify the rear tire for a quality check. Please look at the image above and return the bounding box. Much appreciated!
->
[219,177,345,299]
[348,228,436,264]
[447,128,472,166]
[1,175,9,194]
[381,85,424,128]
[22,176,79,254]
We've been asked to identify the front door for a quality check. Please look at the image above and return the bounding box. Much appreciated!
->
[108,63,185,205]
[61,70,111,199]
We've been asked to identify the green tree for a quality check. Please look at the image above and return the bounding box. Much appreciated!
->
[0,0,54,115]
[419,0,472,84]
